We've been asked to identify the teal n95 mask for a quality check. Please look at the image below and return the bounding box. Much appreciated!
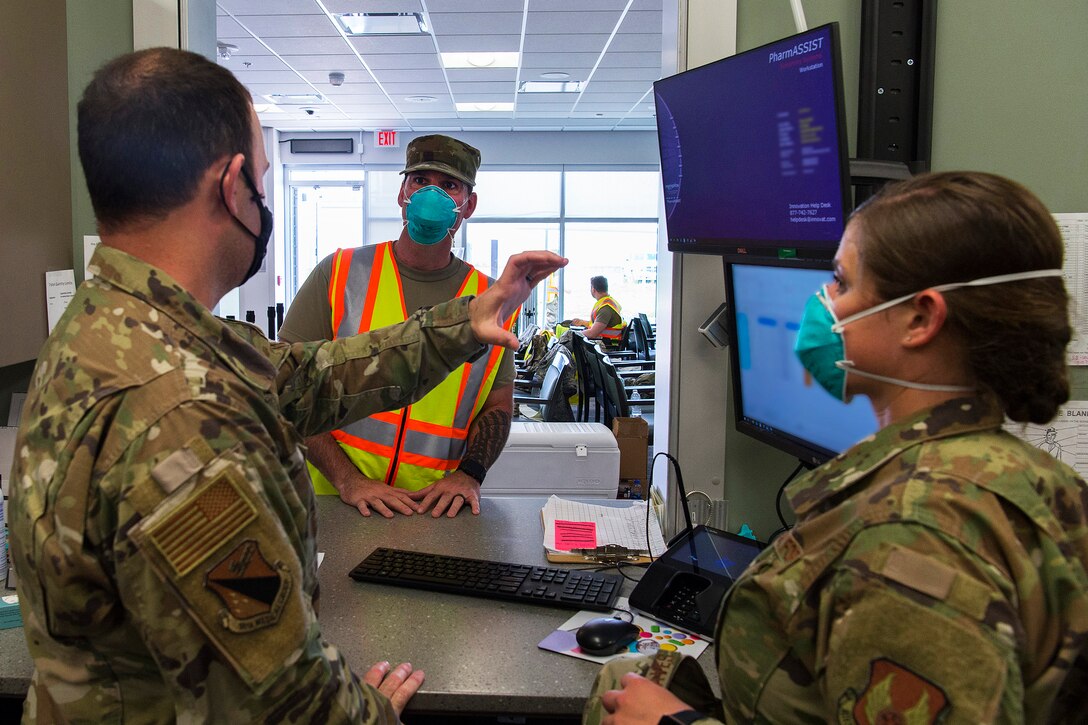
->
[794,268,1064,402]
[404,185,465,245]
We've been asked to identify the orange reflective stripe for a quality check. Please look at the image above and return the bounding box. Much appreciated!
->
[370,410,403,425]
[397,449,460,471]
[402,416,470,439]
[358,246,387,332]
[329,248,354,335]
[332,429,396,460]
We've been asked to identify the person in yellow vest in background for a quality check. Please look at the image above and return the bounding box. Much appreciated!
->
[571,275,624,344]
[279,135,516,519]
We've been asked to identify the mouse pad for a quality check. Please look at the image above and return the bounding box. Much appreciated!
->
[538,597,710,664]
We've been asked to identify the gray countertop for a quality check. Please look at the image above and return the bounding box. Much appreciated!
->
[0,495,719,716]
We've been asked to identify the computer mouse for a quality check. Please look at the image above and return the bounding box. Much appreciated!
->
[575,617,640,656]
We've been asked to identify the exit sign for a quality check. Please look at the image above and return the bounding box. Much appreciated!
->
[376,130,399,148]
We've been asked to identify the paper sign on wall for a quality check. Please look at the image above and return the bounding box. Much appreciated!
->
[83,235,101,279]
[45,269,76,332]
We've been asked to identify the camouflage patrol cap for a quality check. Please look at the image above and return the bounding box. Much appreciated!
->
[401,134,481,187]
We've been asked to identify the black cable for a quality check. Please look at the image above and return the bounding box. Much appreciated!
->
[647,451,685,561]
[775,461,805,529]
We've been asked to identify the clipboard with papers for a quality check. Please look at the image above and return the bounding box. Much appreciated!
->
[540,495,668,564]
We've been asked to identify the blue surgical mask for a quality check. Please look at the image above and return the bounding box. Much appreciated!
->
[794,269,1064,402]
[404,185,464,245]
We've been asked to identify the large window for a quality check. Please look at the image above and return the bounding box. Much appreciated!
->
[284,167,659,326]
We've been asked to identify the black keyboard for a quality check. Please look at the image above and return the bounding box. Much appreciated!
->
[349,547,622,612]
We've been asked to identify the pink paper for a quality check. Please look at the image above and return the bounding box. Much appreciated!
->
[554,519,597,550]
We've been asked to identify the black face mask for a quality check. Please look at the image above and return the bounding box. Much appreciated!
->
[220,163,273,285]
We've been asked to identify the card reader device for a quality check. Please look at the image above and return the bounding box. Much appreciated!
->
[628,525,765,639]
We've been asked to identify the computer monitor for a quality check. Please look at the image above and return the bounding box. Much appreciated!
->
[654,23,851,261]
[725,259,878,465]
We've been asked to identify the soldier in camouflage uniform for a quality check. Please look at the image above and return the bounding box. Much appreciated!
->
[585,173,1088,724]
[8,47,565,723]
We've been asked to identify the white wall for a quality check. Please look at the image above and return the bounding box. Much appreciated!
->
[277,130,660,167]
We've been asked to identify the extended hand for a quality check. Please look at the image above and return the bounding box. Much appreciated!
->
[470,250,567,349]
[362,661,424,716]
[337,474,418,518]
[408,471,481,517]
[600,674,696,725]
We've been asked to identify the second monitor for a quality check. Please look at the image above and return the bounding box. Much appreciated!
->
[726,260,878,466]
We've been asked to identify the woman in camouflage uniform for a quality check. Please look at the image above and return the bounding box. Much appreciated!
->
[585,172,1087,724]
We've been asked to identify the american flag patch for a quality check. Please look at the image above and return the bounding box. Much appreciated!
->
[148,472,257,576]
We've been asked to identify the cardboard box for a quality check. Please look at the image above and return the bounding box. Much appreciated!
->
[612,417,649,481]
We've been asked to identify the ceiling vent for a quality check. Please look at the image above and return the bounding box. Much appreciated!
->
[289,138,354,154]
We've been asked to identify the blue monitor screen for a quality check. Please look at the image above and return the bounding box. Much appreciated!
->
[727,262,878,464]
[655,23,850,260]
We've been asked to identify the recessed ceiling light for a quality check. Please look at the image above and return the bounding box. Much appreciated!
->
[405,95,438,103]
[265,93,327,105]
[540,72,570,80]
[519,80,585,93]
[335,12,428,36]
[441,52,519,69]
[456,102,515,112]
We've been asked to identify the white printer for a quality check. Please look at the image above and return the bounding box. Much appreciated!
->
[482,422,619,499]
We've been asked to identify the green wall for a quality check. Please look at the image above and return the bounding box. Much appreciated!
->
[68,0,134,276]
[726,0,1088,537]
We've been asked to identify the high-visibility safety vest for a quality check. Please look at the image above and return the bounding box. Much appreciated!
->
[591,295,624,341]
[310,242,513,494]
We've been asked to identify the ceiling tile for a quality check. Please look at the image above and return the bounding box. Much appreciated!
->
[365,54,443,70]
[219,0,324,16]
[620,11,663,34]
[382,82,453,95]
[522,34,610,53]
[521,52,602,69]
[610,33,661,52]
[323,0,424,12]
[232,14,338,38]
[219,56,291,72]
[529,0,630,10]
[217,16,249,38]
[429,12,524,35]
[348,35,438,55]
[435,34,522,53]
[599,52,660,68]
[264,37,351,55]
[424,0,522,11]
[448,82,515,95]
[372,69,449,84]
[527,11,624,35]
[278,54,364,71]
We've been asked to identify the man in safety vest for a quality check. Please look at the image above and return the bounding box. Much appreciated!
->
[280,135,515,519]
[571,275,624,344]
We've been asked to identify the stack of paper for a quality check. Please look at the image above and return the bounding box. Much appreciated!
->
[541,495,667,558]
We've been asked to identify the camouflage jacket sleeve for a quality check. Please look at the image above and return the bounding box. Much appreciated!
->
[819,523,1022,723]
[109,396,401,723]
[245,295,486,437]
